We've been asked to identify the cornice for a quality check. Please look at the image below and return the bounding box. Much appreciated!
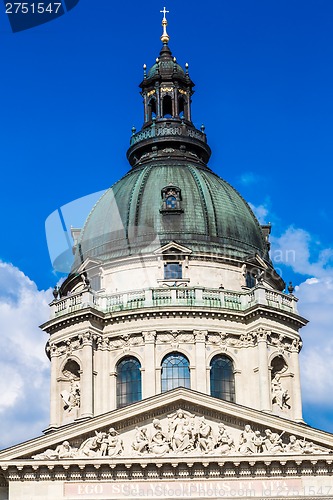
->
[1,454,333,482]
[42,302,307,336]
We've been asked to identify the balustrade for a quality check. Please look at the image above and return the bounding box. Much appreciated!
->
[130,122,206,146]
[51,286,298,318]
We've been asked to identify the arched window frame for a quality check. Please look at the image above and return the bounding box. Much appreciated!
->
[162,94,173,118]
[116,356,142,408]
[147,97,157,122]
[210,354,235,402]
[178,95,189,120]
[161,352,190,392]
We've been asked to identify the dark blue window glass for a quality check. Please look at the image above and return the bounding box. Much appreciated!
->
[116,357,141,408]
[210,355,235,402]
[166,196,177,209]
[161,353,190,392]
[164,263,182,279]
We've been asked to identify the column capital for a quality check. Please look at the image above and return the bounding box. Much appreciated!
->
[48,342,59,358]
[255,328,269,342]
[79,331,93,346]
[194,330,207,342]
[142,331,156,343]
[290,338,303,353]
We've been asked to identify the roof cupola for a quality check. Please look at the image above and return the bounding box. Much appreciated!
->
[127,8,211,168]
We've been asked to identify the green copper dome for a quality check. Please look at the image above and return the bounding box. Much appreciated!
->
[73,162,269,269]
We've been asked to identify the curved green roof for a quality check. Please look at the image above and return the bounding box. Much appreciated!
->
[73,163,270,269]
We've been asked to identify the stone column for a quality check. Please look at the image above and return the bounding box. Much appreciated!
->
[79,332,94,419]
[291,339,303,422]
[49,345,59,429]
[194,330,207,393]
[143,331,156,398]
[257,329,271,412]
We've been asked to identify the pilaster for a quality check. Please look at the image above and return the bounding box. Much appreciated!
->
[256,328,271,413]
[290,340,303,422]
[194,330,207,393]
[142,331,156,398]
[79,332,94,419]
[49,345,60,428]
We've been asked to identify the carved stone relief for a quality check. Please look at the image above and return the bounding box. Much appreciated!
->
[207,332,256,349]
[32,409,330,460]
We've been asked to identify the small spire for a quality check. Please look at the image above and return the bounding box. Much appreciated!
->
[143,64,147,79]
[160,6,170,44]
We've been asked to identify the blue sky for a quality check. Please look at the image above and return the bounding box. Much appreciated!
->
[0,0,333,447]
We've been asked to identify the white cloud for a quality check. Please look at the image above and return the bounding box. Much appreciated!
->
[0,262,52,448]
[249,202,269,224]
[239,172,262,186]
[270,226,333,277]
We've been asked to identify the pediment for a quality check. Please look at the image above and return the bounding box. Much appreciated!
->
[1,388,333,462]
[76,257,102,274]
[154,241,192,256]
[245,253,268,269]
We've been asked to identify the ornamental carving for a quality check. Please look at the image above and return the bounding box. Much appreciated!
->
[157,331,194,344]
[32,410,330,460]
[109,334,143,350]
[207,332,256,349]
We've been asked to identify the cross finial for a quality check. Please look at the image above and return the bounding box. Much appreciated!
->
[160,7,170,44]
[160,7,169,20]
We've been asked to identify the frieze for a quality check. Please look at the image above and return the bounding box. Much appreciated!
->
[32,409,330,460]
[207,332,256,349]
[157,331,195,344]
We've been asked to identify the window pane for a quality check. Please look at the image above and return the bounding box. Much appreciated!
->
[161,353,190,392]
[166,196,177,209]
[116,357,142,408]
[164,263,182,279]
[210,355,235,402]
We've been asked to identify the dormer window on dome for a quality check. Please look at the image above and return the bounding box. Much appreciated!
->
[160,185,183,213]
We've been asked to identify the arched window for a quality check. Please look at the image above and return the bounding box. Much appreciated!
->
[178,96,188,119]
[210,355,235,402]
[147,98,156,121]
[116,357,142,408]
[162,95,173,117]
[161,352,190,392]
